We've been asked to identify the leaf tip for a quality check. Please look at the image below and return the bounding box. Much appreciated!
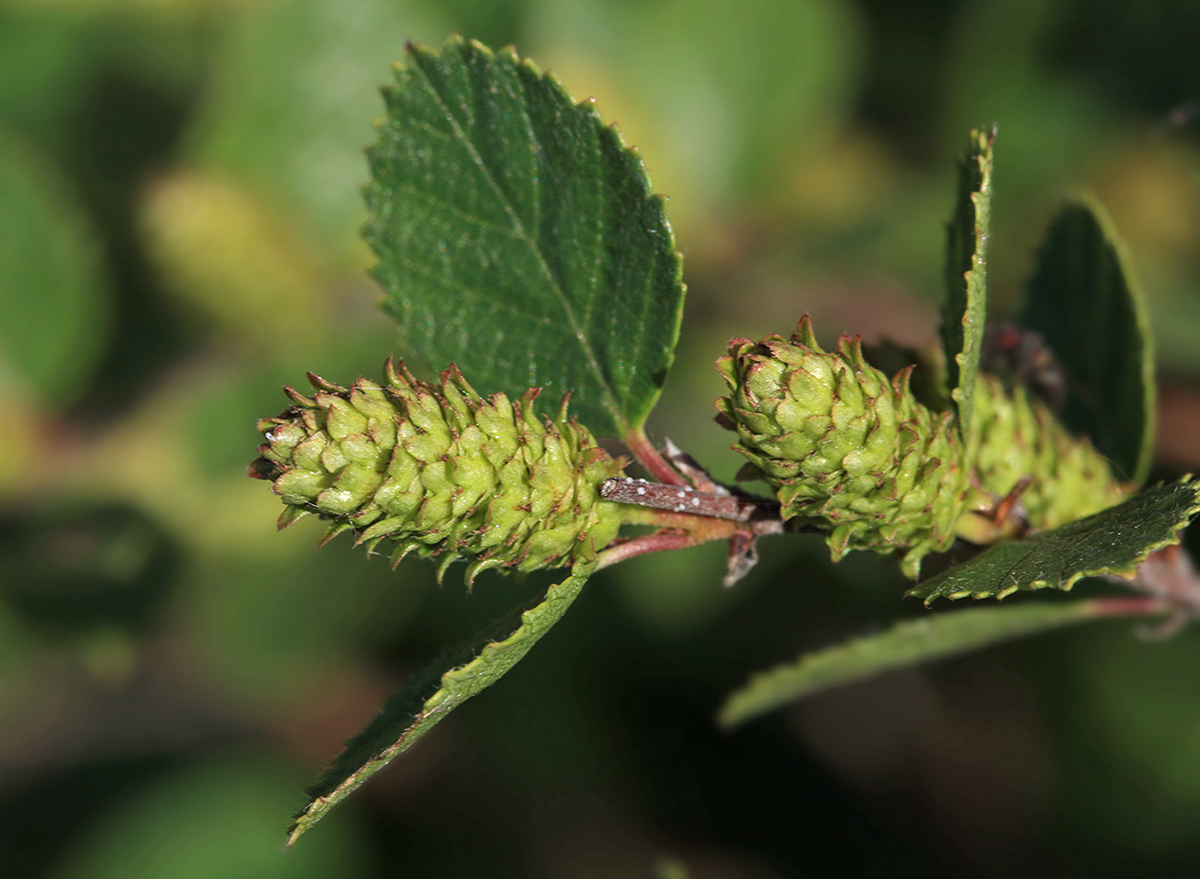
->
[283,801,321,848]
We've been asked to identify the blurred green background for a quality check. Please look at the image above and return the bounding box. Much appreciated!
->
[4,0,1200,876]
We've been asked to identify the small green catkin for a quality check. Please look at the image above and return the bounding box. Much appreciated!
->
[249,359,625,583]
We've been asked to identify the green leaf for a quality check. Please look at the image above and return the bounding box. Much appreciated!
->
[719,599,1111,728]
[909,478,1200,605]
[189,0,449,253]
[364,37,686,440]
[285,562,594,846]
[0,128,107,405]
[939,126,994,450]
[1020,197,1155,484]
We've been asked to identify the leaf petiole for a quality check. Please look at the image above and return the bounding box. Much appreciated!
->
[622,426,692,486]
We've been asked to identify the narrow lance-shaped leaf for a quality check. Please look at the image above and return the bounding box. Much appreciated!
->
[365,37,686,440]
[1021,197,1155,484]
[719,599,1136,729]
[285,562,594,846]
[909,478,1200,605]
[940,125,994,452]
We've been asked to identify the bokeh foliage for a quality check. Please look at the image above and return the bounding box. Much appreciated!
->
[4,0,1200,875]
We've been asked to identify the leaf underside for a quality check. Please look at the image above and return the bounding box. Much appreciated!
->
[939,125,994,451]
[909,478,1200,605]
[364,37,686,439]
[285,562,593,846]
[1021,198,1155,484]
[719,599,1109,728]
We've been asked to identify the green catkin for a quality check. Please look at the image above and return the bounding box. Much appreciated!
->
[968,373,1129,531]
[715,317,1131,578]
[715,316,969,578]
[249,360,625,583]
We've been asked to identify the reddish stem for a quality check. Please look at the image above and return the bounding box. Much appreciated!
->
[595,509,741,570]
[623,426,689,486]
[1087,595,1170,617]
[596,531,703,569]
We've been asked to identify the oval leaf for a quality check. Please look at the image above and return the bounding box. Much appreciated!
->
[285,562,593,846]
[720,599,1113,728]
[364,37,686,439]
[1020,197,1155,484]
[909,478,1200,605]
[939,125,994,450]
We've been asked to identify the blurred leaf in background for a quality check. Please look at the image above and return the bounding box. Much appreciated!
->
[138,169,328,358]
[0,129,108,408]
[186,0,450,262]
[524,0,863,242]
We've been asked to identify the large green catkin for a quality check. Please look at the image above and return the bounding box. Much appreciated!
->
[715,317,969,578]
[249,360,625,582]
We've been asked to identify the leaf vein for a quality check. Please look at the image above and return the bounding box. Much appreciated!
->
[411,51,626,431]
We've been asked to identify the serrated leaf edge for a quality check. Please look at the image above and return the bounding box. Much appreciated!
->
[943,125,995,453]
[909,477,1200,606]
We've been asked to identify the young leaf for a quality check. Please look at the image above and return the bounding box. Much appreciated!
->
[939,126,994,451]
[909,478,1200,605]
[1021,198,1155,484]
[719,599,1119,728]
[285,562,594,846]
[364,37,686,440]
